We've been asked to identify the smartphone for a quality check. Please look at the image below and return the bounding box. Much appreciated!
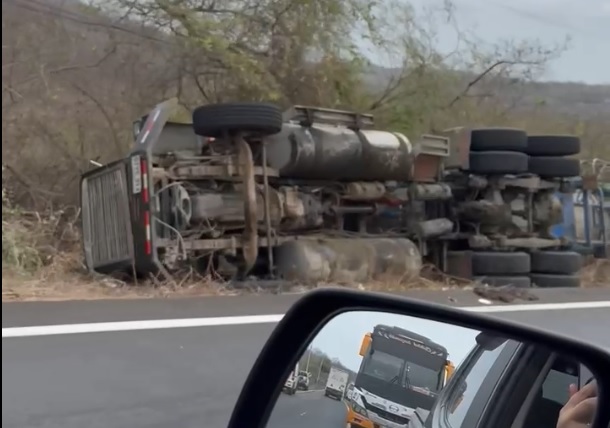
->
[578,364,595,389]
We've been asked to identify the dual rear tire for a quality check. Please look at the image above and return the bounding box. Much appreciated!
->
[464,250,582,288]
[467,129,581,177]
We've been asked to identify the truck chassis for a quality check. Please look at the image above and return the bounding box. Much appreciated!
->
[80,99,592,288]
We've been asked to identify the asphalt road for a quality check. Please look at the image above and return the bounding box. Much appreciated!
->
[3,288,610,428]
[267,390,346,428]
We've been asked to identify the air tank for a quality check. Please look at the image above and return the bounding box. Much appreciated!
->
[274,237,422,283]
[264,123,414,181]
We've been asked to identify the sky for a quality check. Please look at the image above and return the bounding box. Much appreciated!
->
[308,311,481,372]
[366,0,609,84]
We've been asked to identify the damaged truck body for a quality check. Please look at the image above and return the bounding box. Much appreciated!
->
[80,99,592,287]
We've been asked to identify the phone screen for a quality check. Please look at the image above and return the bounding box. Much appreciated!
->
[578,364,594,389]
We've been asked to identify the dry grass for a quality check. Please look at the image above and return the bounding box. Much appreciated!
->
[580,259,610,288]
[1,273,227,302]
[2,253,235,302]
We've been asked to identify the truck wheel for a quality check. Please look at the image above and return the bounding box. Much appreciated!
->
[469,151,529,175]
[528,157,580,178]
[531,273,581,288]
[526,135,581,156]
[472,251,531,275]
[192,102,283,138]
[530,251,582,274]
[474,276,532,287]
[470,128,528,152]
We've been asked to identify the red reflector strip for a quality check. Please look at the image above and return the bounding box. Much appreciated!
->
[140,157,152,255]
[141,159,149,203]
[144,211,152,255]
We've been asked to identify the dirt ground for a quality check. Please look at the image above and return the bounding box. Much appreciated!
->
[0,270,449,302]
[2,260,608,303]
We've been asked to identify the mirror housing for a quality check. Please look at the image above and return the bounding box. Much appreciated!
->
[227,288,610,428]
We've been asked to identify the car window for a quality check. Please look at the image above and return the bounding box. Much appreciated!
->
[542,368,578,405]
[521,356,579,428]
[443,340,509,428]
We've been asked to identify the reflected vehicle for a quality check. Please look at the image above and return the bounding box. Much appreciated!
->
[347,324,456,428]
[282,362,300,395]
[297,370,310,391]
[346,382,355,401]
[325,366,349,399]
[264,309,602,428]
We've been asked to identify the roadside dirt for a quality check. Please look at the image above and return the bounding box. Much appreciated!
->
[1,268,225,302]
[2,260,610,302]
[1,262,459,303]
[581,259,610,287]
[3,260,607,303]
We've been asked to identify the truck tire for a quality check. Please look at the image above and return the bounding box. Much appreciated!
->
[192,102,283,138]
[530,251,582,274]
[525,135,581,156]
[469,151,529,175]
[470,128,528,152]
[530,273,581,288]
[528,157,580,178]
[472,251,531,275]
[474,275,532,287]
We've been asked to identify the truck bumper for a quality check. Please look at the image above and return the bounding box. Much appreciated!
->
[324,388,343,399]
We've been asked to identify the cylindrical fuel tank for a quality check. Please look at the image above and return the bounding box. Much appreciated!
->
[264,123,413,181]
[274,237,422,283]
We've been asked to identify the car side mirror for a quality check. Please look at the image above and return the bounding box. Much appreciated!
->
[228,288,610,428]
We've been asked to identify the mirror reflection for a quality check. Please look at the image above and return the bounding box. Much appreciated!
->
[267,311,599,428]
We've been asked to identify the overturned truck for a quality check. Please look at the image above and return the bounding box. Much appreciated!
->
[81,99,584,287]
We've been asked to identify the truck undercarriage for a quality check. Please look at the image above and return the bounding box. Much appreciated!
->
[80,99,600,288]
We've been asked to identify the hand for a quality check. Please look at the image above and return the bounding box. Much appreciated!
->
[556,381,598,428]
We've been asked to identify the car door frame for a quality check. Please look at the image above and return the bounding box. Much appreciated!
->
[426,338,554,428]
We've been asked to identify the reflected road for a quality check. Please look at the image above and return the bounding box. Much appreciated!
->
[268,390,347,428]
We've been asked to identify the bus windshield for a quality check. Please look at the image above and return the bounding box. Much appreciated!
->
[361,349,443,391]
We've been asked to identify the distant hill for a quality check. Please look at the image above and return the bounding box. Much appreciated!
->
[365,64,610,119]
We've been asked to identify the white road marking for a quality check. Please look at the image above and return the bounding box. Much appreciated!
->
[462,301,610,313]
[2,301,610,339]
[2,314,284,338]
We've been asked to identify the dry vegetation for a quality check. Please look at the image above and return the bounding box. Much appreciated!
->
[2,0,609,301]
